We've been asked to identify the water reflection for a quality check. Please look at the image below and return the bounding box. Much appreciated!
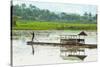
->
[60,46,87,60]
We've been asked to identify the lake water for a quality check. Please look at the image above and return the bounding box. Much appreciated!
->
[12,30,97,66]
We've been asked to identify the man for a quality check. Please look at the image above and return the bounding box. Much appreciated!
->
[32,32,35,41]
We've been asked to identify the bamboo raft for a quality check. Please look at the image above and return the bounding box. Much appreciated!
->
[27,41,97,49]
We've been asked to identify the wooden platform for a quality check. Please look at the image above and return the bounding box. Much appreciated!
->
[27,41,97,49]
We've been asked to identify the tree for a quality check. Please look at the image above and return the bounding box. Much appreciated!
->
[21,3,26,9]
[29,4,36,9]
[12,16,17,26]
[83,12,88,20]
[93,14,97,23]
[12,16,22,26]
[88,12,92,21]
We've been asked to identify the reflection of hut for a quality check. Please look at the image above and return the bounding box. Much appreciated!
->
[60,31,87,45]
[60,47,87,60]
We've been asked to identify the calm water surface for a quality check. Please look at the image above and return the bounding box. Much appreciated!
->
[12,30,97,66]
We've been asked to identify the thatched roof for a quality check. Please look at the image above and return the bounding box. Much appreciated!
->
[78,31,87,36]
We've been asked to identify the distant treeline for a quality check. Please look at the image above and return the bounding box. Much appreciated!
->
[12,3,97,23]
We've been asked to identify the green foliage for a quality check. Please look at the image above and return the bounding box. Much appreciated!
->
[12,21,97,30]
[12,3,97,23]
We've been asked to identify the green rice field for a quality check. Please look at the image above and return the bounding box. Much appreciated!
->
[12,21,97,30]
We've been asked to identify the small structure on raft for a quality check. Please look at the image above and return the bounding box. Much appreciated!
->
[60,31,87,45]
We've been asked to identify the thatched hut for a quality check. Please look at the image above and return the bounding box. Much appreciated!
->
[78,31,87,36]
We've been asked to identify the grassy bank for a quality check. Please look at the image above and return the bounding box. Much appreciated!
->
[12,21,97,30]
